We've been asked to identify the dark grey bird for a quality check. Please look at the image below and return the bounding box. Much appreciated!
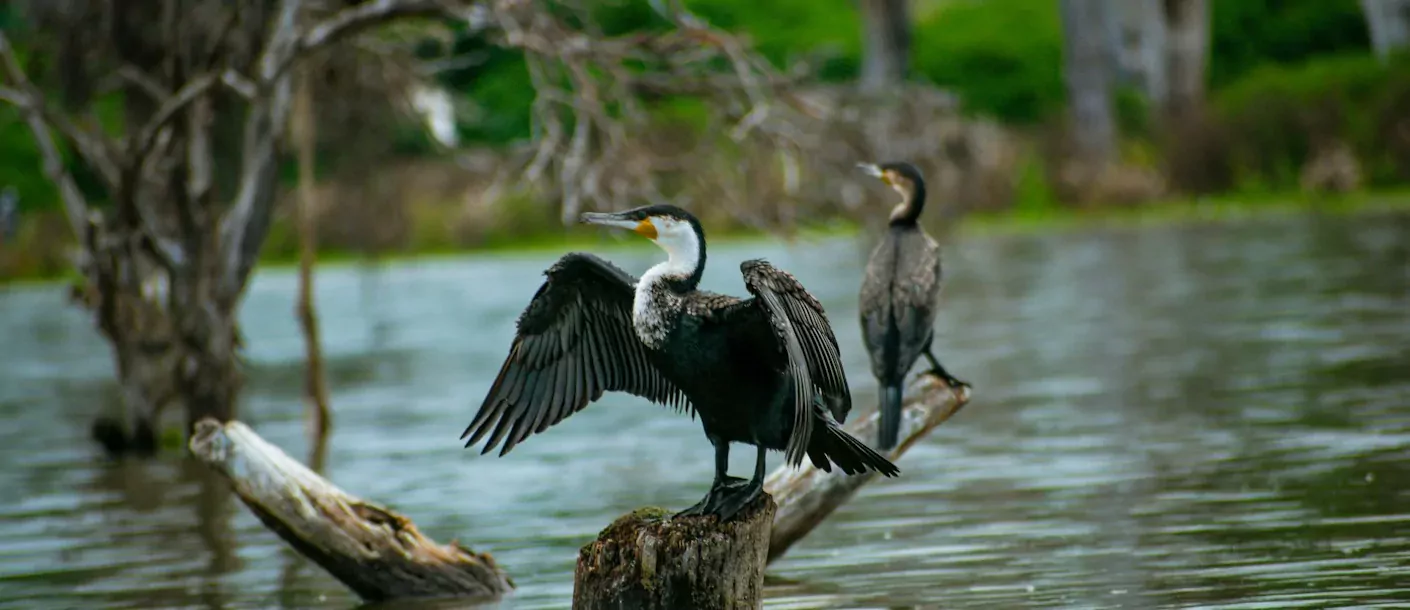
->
[856,161,969,450]
[461,204,898,521]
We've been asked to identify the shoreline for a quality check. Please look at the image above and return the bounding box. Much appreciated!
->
[3,190,1408,287]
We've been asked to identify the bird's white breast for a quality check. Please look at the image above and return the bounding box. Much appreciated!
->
[632,264,675,348]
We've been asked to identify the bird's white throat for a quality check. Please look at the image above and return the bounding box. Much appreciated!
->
[631,223,700,347]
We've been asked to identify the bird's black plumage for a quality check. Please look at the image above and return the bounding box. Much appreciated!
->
[857,161,969,450]
[463,204,897,520]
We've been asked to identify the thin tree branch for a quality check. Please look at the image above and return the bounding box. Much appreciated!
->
[0,32,92,238]
[218,0,473,304]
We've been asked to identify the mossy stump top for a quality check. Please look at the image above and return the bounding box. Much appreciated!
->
[572,494,776,610]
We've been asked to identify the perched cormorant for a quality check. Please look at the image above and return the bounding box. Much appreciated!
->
[856,161,969,450]
[462,204,899,520]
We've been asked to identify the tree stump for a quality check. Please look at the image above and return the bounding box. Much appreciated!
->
[573,495,777,610]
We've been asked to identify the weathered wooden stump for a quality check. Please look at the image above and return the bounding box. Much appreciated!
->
[573,496,777,610]
[188,419,513,603]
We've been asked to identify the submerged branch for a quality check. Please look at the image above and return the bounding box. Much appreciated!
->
[188,419,513,602]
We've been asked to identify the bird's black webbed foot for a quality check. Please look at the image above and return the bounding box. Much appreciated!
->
[674,476,749,518]
[925,367,970,391]
[708,479,764,522]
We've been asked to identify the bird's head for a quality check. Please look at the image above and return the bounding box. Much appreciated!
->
[581,204,706,281]
[857,161,927,223]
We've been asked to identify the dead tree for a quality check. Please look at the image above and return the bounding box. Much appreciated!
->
[0,0,472,454]
[1,0,803,455]
[190,375,969,605]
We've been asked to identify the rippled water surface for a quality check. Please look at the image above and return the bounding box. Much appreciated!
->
[2,208,1409,609]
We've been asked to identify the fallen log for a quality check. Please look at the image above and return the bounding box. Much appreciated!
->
[188,419,514,603]
[573,497,775,610]
[189,373,968,604]
[765,374,969,562]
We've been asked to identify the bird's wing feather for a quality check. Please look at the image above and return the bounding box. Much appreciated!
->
[891,231,943,370]
[738,259,852,466]
[461,252,689,456]
[858,234,897,379]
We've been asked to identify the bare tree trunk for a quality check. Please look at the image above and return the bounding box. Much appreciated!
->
[1361,0,1410,59]
[1129,0,1169,105]
[858,0,911,93]
[1059,0,1118,165]
[293,64,332,441]
[1163,0,1208,120]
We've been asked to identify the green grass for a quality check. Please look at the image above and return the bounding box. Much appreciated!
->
[963,187,1410,236]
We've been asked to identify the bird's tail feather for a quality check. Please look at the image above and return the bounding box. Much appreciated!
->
[878,383,903,451]
[806,410,900,477]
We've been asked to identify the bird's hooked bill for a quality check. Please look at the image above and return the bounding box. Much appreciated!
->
[580,211,637,230]
[581,211,657,239]
[856,163,883,178]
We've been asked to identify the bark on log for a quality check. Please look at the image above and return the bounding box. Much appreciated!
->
[573,497,776,610]
[188,419,513,603]
[765,374,969,562]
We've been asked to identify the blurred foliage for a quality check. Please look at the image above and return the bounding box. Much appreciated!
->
[0,0,1397,227]
[1212,51,1410,191]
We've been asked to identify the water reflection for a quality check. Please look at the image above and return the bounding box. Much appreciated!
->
[0,209,1407,608]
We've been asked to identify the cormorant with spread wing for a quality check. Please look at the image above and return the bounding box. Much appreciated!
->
[857,161,970,450]
[462,204,898,520]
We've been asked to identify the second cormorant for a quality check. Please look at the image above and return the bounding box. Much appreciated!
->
[856,161,970,450]
[462,204,898,521]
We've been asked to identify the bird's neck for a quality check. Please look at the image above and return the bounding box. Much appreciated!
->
[632,234,705,347]
[888,182,926,226]
[644,233,705,292]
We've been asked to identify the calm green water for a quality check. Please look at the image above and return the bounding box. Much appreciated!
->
[1,208,1408,609]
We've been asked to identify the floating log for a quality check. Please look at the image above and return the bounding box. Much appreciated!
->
[572,497,776,610]
[187,419,513,603]
[189,373,968,604]
[765,374,969,562]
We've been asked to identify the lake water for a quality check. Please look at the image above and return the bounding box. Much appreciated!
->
[1,207,1408,609]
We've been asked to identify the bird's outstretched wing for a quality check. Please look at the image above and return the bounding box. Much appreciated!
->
[462,252,689,456]
[738,259,852,466]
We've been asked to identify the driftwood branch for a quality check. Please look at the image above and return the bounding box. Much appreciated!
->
[765,374,970,562]
[189,419,513,602]
[190,373,968,603]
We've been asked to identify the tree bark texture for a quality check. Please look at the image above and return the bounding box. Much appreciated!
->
[1361,0,1410,59]
[573,498,776,610]
[189,419,514,602]
[858,0,911,93]
[1162,0,1208,120]
[1059,0,1118,165]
